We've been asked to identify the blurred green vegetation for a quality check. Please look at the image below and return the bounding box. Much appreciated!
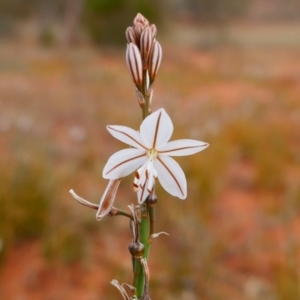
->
[0,156,55,260]
[185,0,251,22]
[83,0,164,45]
[0,0,300,44]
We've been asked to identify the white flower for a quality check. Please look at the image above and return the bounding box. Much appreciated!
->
[103,108,209,203]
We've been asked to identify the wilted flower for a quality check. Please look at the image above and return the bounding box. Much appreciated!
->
[103,108,209,203]
[111,280,136,300]
[69,179,121,221]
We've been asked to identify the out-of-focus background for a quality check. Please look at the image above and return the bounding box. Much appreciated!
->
[0,0,300,299]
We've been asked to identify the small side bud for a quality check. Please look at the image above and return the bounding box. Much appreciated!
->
[140,27,153,65]
[125,27,137,45]
[126,43,143,86]
[128,242,145,258]
[146,193,157,207]
[148,40,162,83]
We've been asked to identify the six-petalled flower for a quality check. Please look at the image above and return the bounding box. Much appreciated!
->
[103,108,209,203]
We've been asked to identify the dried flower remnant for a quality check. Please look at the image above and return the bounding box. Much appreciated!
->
[111,280,138,300]
[69,179,121,221]
[103,108,209,203]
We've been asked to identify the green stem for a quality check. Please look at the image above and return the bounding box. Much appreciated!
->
[149,205,155,238]
[132,257,141,287]
[112,209,133,219]
[135,68,151,298]
[136,203,150,298]
[142,70,150,120]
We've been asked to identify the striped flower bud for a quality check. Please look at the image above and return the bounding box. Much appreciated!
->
[126,43,143,86]
[133,13,149,28]
[133,13,150,42]
[125,27,137,45]
[148,40,162,82]
[140,27,153,65]
[133,22,144,42]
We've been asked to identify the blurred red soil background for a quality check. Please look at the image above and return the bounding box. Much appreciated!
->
[1,1,300,299]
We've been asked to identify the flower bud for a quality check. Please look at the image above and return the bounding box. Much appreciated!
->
[133,13,150,42]
[146,193,157,207]
[126,43,143,86]
[148,40,162,82]
[133,23,144,42]
[128,241,145,258]
[133,13,149,28]
[125,27,137,45]
[140,27,153,65]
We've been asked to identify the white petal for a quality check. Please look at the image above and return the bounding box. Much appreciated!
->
[154,155,187,199]
[158,139,209,156]
[140,108,173,149]
[107,125,147,150]
[103,149,147,179]
[147,173,155,193]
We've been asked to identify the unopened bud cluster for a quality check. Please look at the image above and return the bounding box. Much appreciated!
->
[125,13,162,106]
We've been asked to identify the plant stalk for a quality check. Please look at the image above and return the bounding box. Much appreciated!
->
[136,203,150,297]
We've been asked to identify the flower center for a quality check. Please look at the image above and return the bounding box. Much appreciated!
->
[147,148,157,160]
[133,150,158,202]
